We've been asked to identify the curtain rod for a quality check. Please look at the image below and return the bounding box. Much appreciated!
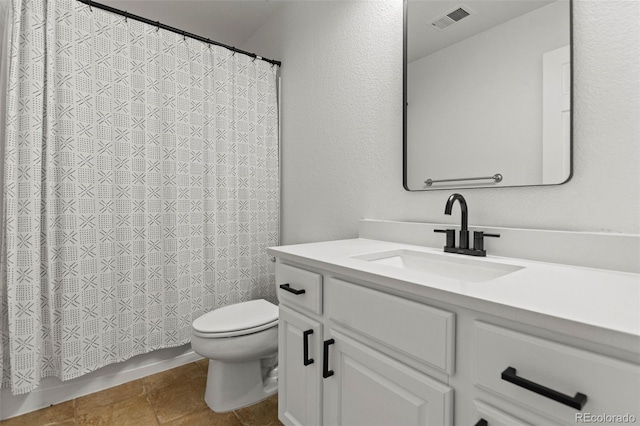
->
[76,0,282,67]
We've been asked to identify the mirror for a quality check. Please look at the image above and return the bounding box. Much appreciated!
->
[404,0,572,191]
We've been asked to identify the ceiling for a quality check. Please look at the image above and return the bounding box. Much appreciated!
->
[100,0,284,48]
[408,0,556,62]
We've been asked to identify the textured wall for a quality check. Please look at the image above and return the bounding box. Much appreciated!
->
[242,0,640,245]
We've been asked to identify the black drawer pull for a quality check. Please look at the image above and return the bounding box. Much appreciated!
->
[303,329,314,366]
[323,339,335,378]
[474,420,488,426]
[279,283,306,295]
[501,367,587,410]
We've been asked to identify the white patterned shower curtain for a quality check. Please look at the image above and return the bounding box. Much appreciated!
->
[1,0,279,395]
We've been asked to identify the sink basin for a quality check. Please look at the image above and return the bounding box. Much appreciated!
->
[352,249,523,282]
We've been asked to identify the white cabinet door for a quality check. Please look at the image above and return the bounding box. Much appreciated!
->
[323,330,453,426]
[279,306,322,426]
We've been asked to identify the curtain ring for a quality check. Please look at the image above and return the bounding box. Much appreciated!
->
[252,56,256,63]
[88,0,92,12]
[182,31,186,41]
[232,48,236,57]
[124,11,128,22]
[156,21,160,32]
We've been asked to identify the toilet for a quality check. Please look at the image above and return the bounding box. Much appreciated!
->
[191,299,279,412]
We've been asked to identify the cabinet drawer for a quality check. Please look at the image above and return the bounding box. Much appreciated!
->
[325,277,455,374]
[473,400,532,426]
[276,263,323,315]
[474,322,640,424]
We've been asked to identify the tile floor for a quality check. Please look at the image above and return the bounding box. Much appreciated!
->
[0,359,282,426]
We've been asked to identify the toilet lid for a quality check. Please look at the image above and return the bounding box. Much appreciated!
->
[192,299,278,334]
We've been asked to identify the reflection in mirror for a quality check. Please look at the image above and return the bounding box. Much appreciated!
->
[404,0,572,190]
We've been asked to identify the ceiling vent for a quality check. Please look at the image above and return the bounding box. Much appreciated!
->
[431,6,472,30]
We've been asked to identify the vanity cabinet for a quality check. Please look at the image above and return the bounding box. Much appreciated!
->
[274,255,640,426]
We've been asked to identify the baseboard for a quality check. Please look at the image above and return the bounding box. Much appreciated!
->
[0,344,203,420]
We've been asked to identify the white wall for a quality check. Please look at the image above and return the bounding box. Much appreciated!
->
[243,0,640,245]
[407,1,570,189]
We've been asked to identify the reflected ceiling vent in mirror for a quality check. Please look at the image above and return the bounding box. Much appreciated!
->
[431,6,472,30]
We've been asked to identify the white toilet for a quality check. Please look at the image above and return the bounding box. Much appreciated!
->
[191,299,279,412]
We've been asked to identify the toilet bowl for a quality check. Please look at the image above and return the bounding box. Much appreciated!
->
[191,299,279,412]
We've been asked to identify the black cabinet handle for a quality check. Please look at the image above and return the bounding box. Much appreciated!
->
[279,283,306,295]
[323,339,335,378]
[474,420,488,426]
[501,367,587,410]
[303,329,314,366]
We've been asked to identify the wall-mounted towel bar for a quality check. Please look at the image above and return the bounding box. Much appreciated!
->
[425,174,503,186]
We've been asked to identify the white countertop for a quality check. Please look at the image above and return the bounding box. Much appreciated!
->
[268,238,640,339]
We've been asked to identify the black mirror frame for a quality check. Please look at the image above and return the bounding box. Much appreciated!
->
[403,0,574,191]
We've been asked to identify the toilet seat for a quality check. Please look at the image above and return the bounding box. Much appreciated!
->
[193,319,278,338]
[193,299,278,338]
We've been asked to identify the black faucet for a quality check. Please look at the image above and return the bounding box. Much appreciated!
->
[434,193,500,257]
[444,193,469,249]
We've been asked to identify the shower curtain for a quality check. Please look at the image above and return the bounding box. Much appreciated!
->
[1,0,279,395]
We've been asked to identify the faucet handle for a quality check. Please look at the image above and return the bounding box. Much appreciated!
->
[473,231,500,251]
[434,229,456,248]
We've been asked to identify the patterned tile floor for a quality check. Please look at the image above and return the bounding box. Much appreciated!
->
[0,360,282,426]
